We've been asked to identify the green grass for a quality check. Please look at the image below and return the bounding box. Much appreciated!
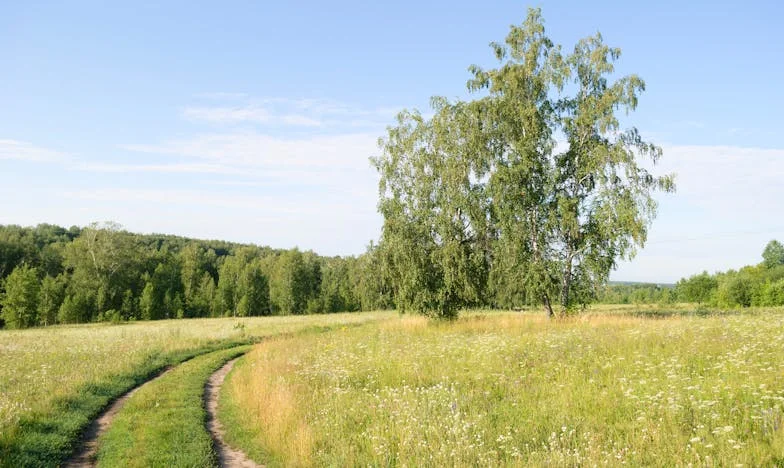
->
[97,345,250,467]
[222,309,784,466]
[0,311,393,467]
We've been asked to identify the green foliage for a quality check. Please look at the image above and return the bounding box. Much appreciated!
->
[0,222,387,328]
[374,8,673,318]
[1,265,41,329]
[717,273,754,308]
[37,274,66,326]
[237,260,269,316]
[668,239,784,309]
[762,239,784,268]
[319,257,360,313]
[759,278,784,306]
[269,249,319,315]
[675,272,717,305]
[597,282,676,305]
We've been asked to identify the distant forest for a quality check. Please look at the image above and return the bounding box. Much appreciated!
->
[1,223,782,329]
[0,222,392,329]
[595,240,784,308]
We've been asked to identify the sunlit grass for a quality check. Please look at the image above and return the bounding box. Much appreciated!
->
[97,345,250,467]
[0,311,393,466]
[223,309,784,466]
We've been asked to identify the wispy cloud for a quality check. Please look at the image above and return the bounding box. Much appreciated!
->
[659,144,784,215]
[119,131,380,198]
[11,93,784,271]
[76,162,246,175]
[182,97,400,129]
[182,106,273,124]
[613,144,784,282]
[0,139,70,163]
[63,187,377,218]
[194,92,249,100]
[122,132,377,168]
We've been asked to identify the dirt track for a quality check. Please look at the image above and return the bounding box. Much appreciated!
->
[205,357,262,468]
[63,367,174,468]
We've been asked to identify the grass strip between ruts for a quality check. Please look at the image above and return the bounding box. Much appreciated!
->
[96,345,251,468]
[0,337,254,468]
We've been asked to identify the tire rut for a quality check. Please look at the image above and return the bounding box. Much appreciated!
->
[62,366,174,468]
[205,357,262,468]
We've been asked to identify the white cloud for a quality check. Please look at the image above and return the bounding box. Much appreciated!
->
[181,97,400,129]
[8,92,783,272]
[77,162,246,175]
[658,144,784,218]
[182,106,272,124]
[119,132,381,197]
[63,187,375,215]
[123,132,377,168]
[194,92,249,100]
[280,114,323,127]
[0,139,70,163]
[612,144,784,282]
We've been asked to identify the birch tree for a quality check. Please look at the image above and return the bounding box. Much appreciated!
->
[375,8,674,317]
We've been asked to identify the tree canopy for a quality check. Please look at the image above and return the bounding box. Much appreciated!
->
[374,8,674,318]
[0,222,392,329]
[762,240,784,268]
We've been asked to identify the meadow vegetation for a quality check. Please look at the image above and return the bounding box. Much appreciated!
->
[0,311,392,466]
[97,345,250,467]
[1,7,782,468]
[222,308,784,466]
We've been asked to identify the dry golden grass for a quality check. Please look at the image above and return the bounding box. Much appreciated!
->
[222,309,784,466]
[0,311,393,447]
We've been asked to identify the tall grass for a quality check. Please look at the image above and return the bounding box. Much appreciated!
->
[97,346,251,467]
[222,309,784,466]
[0,311,392,466]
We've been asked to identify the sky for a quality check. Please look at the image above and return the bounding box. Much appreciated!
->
[1,1,783,283]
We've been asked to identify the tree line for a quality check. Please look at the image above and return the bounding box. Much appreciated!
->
[674,240,784,308]
[0,222,393,329]
[595,282,676,305]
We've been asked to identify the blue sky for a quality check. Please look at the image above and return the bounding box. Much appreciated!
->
[2,1,783,282]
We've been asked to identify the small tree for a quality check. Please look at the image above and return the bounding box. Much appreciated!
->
[762,240,784,268]
[269,249,312,315]
[676,271,717,305]
[38,274,66,326]
[238,260,270,316]
[1,265,41,328]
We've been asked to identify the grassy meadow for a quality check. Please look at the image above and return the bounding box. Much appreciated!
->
[222,308,784,466]
[0,311,392,466]
[98,345,250,467]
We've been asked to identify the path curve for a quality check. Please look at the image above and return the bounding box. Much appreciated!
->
[63,367,174,468]
[205,357,262,468]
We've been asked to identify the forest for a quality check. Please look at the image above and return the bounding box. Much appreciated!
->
[674,240,784,308]
[1,221,781,329]
[0,222,392,329]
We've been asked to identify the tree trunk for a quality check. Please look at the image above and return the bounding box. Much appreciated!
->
[543,293,554,318]
[560,256,573,316]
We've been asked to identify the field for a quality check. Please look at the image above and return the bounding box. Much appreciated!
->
[221,309,784,466]
[2,307,783,466]
[0,311,392,465]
